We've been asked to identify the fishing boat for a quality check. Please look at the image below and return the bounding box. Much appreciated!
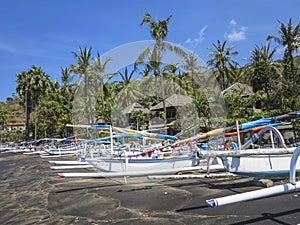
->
[40,144,84,158]
[58,126,209,177]
[206,145,300,208]
[60,112,300,178]
[205,146,299,178]
[196,112,300,178]
[86,145,201,175]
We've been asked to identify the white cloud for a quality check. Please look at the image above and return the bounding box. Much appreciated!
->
[185,38,191,44]
[225,20,247,42]
[185,25,208,47]
[226,31,246,42]
[229,19,237,26]
[0,41,16,54]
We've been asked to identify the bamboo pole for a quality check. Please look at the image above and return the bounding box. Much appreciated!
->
[201,147,295,158]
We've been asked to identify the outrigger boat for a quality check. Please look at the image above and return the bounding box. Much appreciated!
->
[85,146,201,176]
[172,111,300,178]
[206,144,300,208]
[200,125,299,178]
[58,112,300,179]
[57,126,218,178]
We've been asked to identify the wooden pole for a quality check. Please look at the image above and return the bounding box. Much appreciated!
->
[236,120,241,150]
[201,147,295,158]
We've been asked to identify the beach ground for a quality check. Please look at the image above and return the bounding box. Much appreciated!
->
[0,152,299,225]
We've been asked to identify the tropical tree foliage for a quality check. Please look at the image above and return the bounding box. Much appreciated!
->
[207,40,239,90]
[135,13,187,131]
[267,18,300,84]
[130,110,149,130]
[267,18,300,111]
[69,47,94,124]
[36,68,75,138]
[0,105,7,130]
[16,66,52,140]
[246,43,281,110]
[2,15,300,141]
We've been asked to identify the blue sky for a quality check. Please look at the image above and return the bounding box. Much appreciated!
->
[0,0,299,102]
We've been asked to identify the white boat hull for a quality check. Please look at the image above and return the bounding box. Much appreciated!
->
[225,152,300,177]
[88,156,200,174]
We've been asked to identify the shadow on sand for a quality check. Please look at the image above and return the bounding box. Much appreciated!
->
[230,207,300,225]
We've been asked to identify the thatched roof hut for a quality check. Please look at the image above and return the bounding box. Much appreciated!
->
[123,102,150,114]
[150,94,193,111]
[221,82,254,97]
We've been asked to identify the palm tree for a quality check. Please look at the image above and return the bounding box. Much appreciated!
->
[58,67,75,137]
[16,66,52,140]
[182,53,202,97]
[69,47,94,124]
[29,66,52,140]
[162,63,179,93]
[267,18,300,111]
[116,67,144,105]
[61,67,75,89]
[267,18,300,84]
[89,52,115,109]
[16,71,30,139]
[247,43,281,110]
[70,47,92,75]
[207,40,239,90]
[249,43,281,89]
[118,67,135,85]
[135,13,186,132]
[90,53,117,126]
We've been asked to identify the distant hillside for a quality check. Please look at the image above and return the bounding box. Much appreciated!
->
[0,97,25,123]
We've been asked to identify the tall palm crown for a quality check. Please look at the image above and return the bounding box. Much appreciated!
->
[89,52,114,108]
[136,13,186,74]
[249,43,281,95]
[69,47,95,124]
[250,43,277,64]
[267,18,300,83]
[136,13,180,131]
[16,66,51,139]
[141,13,172,43]
[267,18,300,59]
[70,47,92,75]
[61,67,74,89]
[207,40,238,90]
[118,67,135,85]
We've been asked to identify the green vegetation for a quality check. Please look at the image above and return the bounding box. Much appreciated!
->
[1,14,300,141]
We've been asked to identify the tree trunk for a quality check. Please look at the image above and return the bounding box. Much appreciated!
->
[25,90,30,140]
[34,106,37,141]
[160,74,167,134]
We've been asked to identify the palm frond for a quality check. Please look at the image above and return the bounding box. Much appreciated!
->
[134,47,151,69]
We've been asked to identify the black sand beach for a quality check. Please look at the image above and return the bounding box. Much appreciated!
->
[1,152,299,225]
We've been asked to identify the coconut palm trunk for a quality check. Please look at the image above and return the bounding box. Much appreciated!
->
[136,13,187,134]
